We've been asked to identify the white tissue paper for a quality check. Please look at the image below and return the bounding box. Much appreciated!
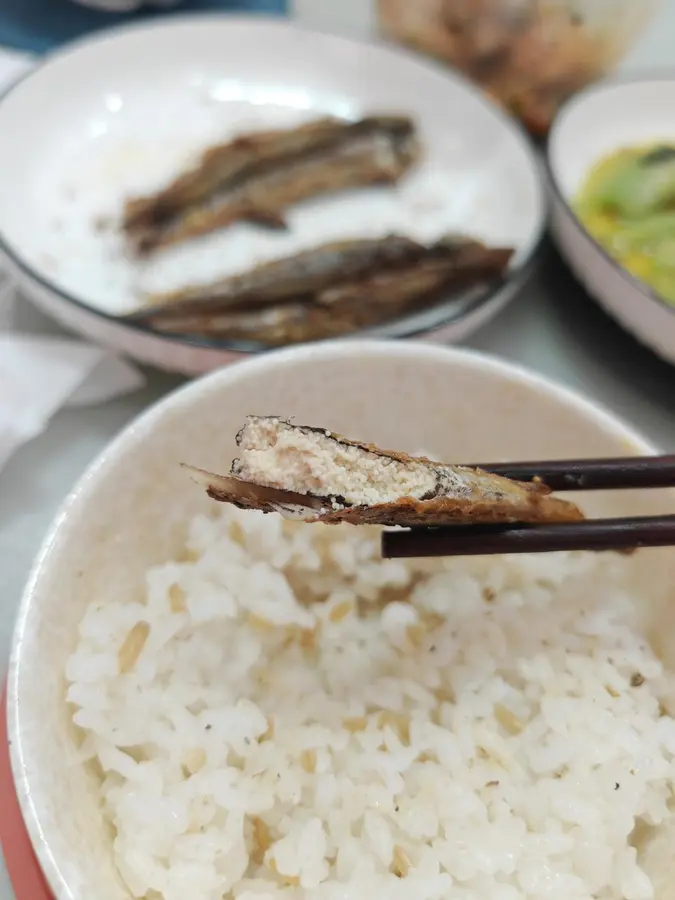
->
[0,281,145,471]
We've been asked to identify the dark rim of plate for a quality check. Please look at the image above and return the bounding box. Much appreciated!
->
[0,14,546,355]
[545,69,675,321]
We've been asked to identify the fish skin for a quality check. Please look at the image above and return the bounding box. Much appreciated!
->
[123,115,420,255]
[134,235,423,315]
[184,418,583,527]
[128,236,514,345]
[124,117,344,230]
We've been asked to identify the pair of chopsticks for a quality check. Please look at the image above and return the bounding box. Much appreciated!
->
[381,455,675,559]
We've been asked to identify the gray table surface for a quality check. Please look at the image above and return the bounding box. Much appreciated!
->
[2,5,675,897]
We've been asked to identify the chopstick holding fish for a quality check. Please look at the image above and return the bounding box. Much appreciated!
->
[185,420,675,556]
[382,454,675,558]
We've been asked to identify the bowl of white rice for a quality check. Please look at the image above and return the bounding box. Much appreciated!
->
[9,339,675,900]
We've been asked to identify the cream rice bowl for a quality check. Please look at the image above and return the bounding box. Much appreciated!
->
[9,339,675,900]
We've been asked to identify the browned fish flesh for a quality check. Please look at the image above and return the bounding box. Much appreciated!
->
[184,416,583,527]
[128,235,514,345]
[122,115,420,255]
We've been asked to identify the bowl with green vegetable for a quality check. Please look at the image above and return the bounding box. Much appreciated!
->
[547,75,675,364]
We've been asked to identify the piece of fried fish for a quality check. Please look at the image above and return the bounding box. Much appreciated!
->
[137,235,424,313]
[123,115,420,255]
[184,416,583,527]
[128,235,514,345]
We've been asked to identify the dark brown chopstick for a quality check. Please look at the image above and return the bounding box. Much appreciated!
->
[381,455,675,558]
[470,454,675,491]
[381,515,675,559]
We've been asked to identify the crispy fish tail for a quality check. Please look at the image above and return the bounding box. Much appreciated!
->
[183,465,325,519]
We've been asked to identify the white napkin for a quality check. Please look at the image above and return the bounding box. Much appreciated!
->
[0,280,145,470]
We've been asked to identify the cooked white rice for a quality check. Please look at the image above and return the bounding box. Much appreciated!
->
[66,506,675,900]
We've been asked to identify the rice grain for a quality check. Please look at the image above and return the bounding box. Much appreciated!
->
[117,621,149,674]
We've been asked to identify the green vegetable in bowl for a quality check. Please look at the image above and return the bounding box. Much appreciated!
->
[575,143,675,304]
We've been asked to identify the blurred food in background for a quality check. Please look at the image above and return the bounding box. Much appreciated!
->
[377,0,660,136]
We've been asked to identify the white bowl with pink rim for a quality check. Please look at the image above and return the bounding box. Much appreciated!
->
[9,339,675,900]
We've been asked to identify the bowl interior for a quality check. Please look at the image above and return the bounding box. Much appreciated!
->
[549,76,675,200]
[0,16,543,341]
[10,341,675,900]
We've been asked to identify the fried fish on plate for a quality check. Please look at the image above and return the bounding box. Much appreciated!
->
[123,115,420,255]
[128,235,514,346]
[184,416,583,526]
[135,235,426,313]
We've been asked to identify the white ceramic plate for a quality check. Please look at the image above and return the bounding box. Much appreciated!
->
[547,74,675,366]
[0,16,545,375]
